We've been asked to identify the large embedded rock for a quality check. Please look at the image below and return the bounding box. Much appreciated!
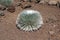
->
[7,6,15,13]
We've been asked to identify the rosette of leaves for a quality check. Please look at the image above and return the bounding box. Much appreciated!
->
[0,0,13,7]
[16,10,43,31]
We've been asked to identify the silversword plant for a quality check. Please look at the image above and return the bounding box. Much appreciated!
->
[16,10,43,31]
[0,0,14,7]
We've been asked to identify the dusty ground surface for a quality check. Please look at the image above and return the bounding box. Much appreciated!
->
[0,0,60,40]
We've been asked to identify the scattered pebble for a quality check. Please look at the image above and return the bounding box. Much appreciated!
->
[49,31,55,36]
[49,31,55,34]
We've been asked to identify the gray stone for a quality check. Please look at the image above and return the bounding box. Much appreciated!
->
[0,11,4,16]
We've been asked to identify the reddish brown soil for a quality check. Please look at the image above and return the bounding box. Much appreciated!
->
[0,1,60,40]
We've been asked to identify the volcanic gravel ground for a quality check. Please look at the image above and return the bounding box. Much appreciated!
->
[0,1,60,40]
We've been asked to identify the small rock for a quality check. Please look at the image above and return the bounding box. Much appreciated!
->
[7,6,15,13]
[46,19,49,23]
[16,2,22,7]
[48,1,57,6]
[22,4,31,9]
[39,0,46,4]
[35,0,41,3]
[49,31,55,35]
[0,5,6,11]
[57,1,60,8]
[0,11,5,16]
[1,7,6,11]
[53,24,57,27]
[49,31,56,37]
